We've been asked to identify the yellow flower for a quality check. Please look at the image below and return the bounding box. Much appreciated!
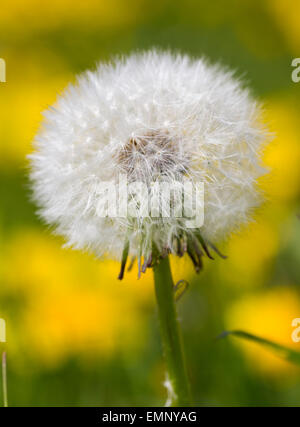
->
[2,229,194,366]
[2,229,154,365]
[219,219,278,288]
[262,100,300,201]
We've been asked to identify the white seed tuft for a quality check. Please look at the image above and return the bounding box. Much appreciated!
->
[29,50,270,265]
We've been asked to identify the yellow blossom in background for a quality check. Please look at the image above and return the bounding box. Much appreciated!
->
[23,289,147,366]
[0,53,71,167]
[1,229,152,365]
[219,219,279,288]
[1,229,194,366]
[262,100,300,201]
[226,287,300,377]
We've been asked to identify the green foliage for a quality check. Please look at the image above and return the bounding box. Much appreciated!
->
[219,330,300,366]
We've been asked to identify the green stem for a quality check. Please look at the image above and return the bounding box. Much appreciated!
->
[2,351,7,407]
[153,255,192,406]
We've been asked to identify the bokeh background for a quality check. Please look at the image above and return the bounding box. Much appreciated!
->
[1,0,300,406]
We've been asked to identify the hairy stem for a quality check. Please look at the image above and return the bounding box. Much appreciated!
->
[153,255,192,406]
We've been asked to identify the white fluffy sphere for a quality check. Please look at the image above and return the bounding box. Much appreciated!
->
[29,50,269,268]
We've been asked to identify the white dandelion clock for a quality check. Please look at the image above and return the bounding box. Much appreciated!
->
[29,50,270,406]
[29,50,269,277]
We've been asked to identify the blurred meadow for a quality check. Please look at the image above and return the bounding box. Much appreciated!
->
[1,0,300,406]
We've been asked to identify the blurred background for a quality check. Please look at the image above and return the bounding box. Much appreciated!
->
[0,0,300,406]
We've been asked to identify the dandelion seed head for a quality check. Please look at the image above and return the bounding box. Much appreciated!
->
[29,50,270,267]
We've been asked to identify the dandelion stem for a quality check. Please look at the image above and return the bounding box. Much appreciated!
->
[153,255,192,406]
[2,351,8,407]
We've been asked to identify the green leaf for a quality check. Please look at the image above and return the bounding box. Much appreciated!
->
[218,330,300,366]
